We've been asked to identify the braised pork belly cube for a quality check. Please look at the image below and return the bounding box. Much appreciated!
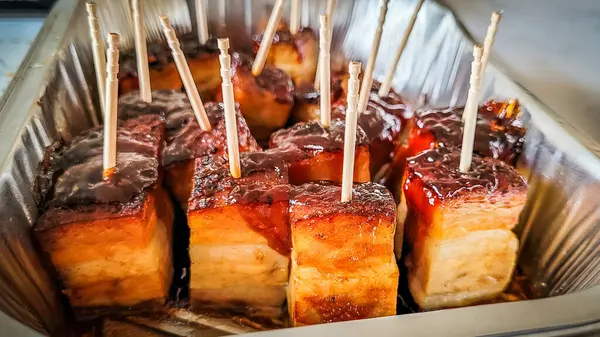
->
[332,101,402,181]
[34,154,173,317]
[288,182,398,326]
[119,36,221,101]
[269,120,370,185]
[254,27,318,88]
[119,90,260,205]
[221,52,294,140]
[291,72,345,123]
[187,146,305,320]
[403,147,527,310]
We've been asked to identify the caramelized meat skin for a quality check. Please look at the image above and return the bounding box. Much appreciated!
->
[253,27,318,88]
[119,36,221,101]
[403,147,527,310]
[288,182,398,326]
[118,90,260,204]
[269,120,370,184]
[332,101,402,181]
[188,148,305,320]
[221,53,295,140]
[34,114,173,316]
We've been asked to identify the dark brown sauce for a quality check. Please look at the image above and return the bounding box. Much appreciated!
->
[414,105,526,165]
[269,120,369,153]
[405,146,527,201]
[333,101,401,144]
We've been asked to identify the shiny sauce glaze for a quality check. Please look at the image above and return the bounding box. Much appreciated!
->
[290,181,396,222]
[403,146,527,221]
[231,52,295,105]
[408,104,526,165]
[118,90,260,167]
[269,119,369,154]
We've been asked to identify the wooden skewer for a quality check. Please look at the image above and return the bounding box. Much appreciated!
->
[131,0,152,102]
[314,0,336,90]
[341,61,362,203]
[290,0,301,35]
[459,45,483,173]
[479,11,501,83]
[378,0,424,97]
[196,0,209,44]
[160,15,212,132]
[103,33,120,179]
[252,0,286,76]
[357,0,389,113]
[86,2,107,115]
[217,38,241,179]
[319,14,331,128]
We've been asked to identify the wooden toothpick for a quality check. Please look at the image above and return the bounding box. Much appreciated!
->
[378,0,424,97]
[290,0,301,35]
[217,38,241,179]
[252,0,286,76]
[341,61,362,202]
[131,0,152,102]
[314,0,336,90]
[319,14,331,128]
[357,0,389,112]
[480,11,501,83]
[160,15,212,132]
[86,2,107,116]
[459,45,483,173]
[196,0,209,44]
[103,33,120,179]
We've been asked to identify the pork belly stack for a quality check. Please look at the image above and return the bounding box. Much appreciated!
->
[187,146,306,320]
[222,52,295,140]
[403,146,527,310]
[332,101,402,181]
[254,27,318,88]
[269,119,370,185]
[288,182,399,326]
[119,36,221,101]
[292,72,344,123]
[34,115,173,316]
[119,90,260,205]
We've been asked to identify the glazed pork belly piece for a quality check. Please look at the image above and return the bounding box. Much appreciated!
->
[187,146,306,320]
[291,71,345,123]
[269,119,370,185]
[288,182,399,326]
[403,146,527,310]
[221,52,295,140]
[34,115,173,318]
[332,100,402,181]
[388,100,526,200]
[119,36,221,101]
[253,26,318,88]
[119,90,260,206]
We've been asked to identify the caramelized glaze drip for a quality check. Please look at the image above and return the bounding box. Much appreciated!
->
[269,120,369,153]
[290,182,396,221]
[50,153,158,206]
[119,35,218,78]
[405,146,527,201]
[413,105,525,165]
[231,52,294,105]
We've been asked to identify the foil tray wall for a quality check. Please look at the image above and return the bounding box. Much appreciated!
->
[0,0,599,336]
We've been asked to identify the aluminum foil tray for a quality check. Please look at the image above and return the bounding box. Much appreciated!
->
[1,0,599,336]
